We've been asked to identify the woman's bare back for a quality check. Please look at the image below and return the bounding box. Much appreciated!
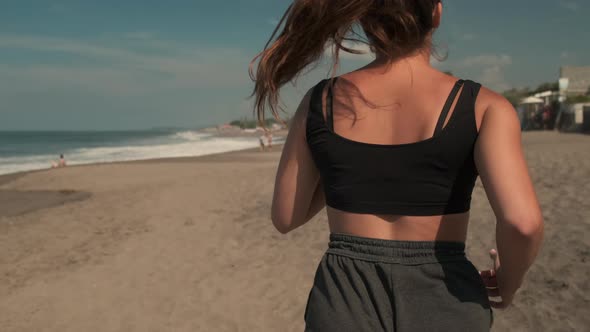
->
[322,58,494,241]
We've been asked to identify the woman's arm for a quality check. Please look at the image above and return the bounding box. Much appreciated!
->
[271,89,325,234]
[474,90,544,308]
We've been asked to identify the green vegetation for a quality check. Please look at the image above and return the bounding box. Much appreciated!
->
[502,87,531,107]
[501,81,590,105]
[567,95,590,104]
[502,81,559,107]
[532,82,559,94]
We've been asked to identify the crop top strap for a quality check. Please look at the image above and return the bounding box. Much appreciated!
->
[454,79,483,134]
[433,79,465,136]
[326,77,339,131]
[306,79,332,140]
[310,79,328,115]
[460,79,482,106]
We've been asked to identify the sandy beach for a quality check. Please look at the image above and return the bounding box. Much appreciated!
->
[0,131,588,332]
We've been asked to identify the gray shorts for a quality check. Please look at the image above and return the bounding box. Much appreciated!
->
[304,233,493,332]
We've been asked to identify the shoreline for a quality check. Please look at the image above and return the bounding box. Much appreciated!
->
[0,138,287,186]
[1,130,585,185]
[0,138,286,219]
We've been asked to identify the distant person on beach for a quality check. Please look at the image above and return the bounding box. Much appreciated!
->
[266,132,273,151]
[51,154,67,168]
[259,134,268,151]
[542,105,554,130]
[516,106,526,130]
[259,132,273,152]
[251,1,544,331]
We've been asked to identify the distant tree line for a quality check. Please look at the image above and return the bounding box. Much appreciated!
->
[502,82,559,106]
[502,81,590,106]
[567,94,590,104]
[502,82,562,107]
[442,73,584,106]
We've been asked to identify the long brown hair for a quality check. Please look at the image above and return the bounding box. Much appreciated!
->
[249,0,442,127]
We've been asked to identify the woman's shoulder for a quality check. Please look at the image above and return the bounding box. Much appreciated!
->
[476,84,516,119]
[470,83,521,136]
[447,78,517,132]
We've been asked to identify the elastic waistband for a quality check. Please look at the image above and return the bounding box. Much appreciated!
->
[326,232,466,265]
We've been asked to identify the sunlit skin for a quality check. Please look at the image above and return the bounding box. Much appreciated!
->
[270,2,543,309]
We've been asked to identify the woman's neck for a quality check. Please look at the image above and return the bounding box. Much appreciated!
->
[373,47,432,67]
[363,47,436,80]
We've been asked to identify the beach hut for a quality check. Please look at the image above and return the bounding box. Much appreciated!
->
[555,103,590,133]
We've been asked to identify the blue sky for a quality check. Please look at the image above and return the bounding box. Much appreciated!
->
[0,0,588,130]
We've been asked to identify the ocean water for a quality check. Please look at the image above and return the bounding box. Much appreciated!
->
[0,129,277,176]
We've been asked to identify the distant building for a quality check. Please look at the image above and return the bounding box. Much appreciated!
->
[560,66,590,96]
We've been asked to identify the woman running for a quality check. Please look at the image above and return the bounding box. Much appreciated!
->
[250,1,544,331]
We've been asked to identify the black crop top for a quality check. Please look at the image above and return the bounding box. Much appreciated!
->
[306,78,482,216]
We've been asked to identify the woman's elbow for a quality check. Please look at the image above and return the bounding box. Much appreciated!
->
[521,216,544,239]
[272,217,292,234]
[501,212,544,239]
[271,210,296,234]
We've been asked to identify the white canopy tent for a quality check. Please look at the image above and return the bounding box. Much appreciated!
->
[520,96,544,104]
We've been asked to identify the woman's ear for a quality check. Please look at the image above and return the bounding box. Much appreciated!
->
[432,2,443,29]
